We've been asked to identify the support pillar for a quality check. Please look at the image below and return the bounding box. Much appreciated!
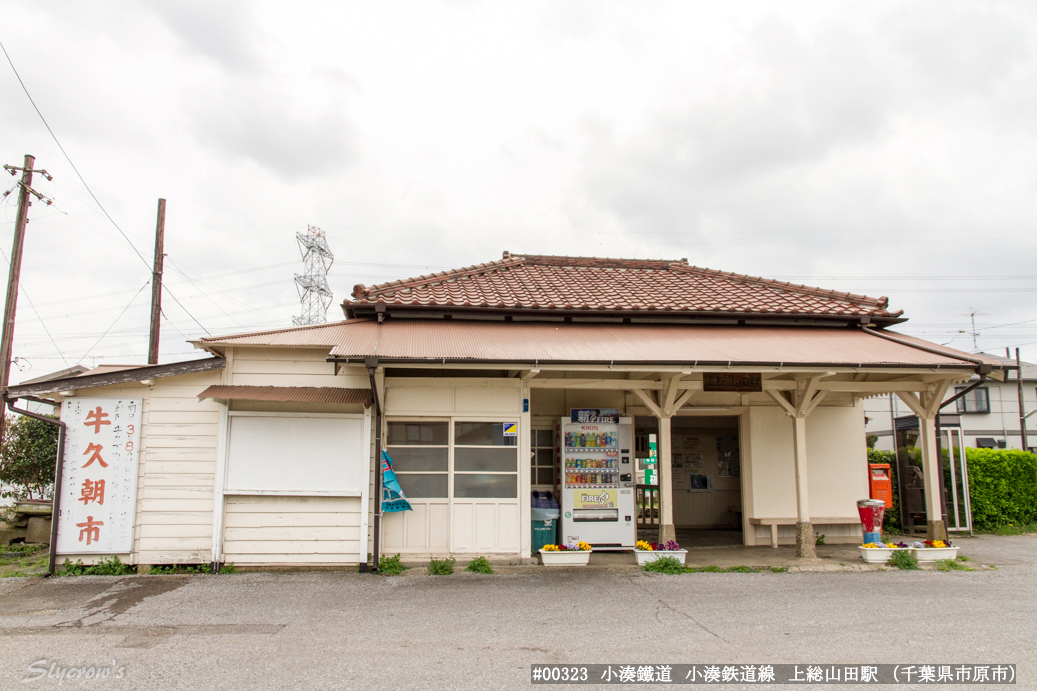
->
[791,415,816,558]
[658,416,675,544]
[918,415,947,542]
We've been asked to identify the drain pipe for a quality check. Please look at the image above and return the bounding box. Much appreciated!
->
[4,396,65,577]
[365,357,382,573]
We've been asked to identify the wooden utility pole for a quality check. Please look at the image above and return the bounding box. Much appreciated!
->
[1017,348,1028,452]
[148,199,166,365]
[0,155,46,438]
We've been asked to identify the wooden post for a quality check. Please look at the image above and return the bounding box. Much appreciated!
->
[658,415,675,544]
[918,414,947,541]
[0,155,36,440]
[791,415,816,558]
[1017,348,1029,452]
[148,199,166,365]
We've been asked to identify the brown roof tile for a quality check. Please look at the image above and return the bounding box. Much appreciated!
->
[344,252,901,320]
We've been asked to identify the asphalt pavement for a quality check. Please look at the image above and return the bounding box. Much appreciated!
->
[0,534,1033,690]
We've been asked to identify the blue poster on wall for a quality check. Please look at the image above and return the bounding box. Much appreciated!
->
[381,451,413,513]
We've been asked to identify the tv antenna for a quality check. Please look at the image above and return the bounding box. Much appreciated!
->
[292,225,334,326]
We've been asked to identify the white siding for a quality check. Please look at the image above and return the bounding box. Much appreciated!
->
[222,495,363,564]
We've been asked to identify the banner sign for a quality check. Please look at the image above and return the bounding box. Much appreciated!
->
[57,398,142,554]
[570,408,620,424]
[381,451,413,513]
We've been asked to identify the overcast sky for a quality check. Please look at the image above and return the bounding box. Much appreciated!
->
[1,1,1036,383]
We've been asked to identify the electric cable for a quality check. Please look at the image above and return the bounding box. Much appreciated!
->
[77,279,151,365]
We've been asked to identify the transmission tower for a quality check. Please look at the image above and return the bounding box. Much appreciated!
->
[292,225,335,326]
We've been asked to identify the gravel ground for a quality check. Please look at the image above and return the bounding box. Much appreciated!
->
[0,534,1033,690]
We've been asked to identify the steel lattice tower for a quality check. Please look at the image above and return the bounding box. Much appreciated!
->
[292,225,335,326]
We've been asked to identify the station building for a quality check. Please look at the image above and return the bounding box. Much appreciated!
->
[8,253,1009,568]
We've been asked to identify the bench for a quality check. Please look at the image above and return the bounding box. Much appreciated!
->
[748,517,861,548]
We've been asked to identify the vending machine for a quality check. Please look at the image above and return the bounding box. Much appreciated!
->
[560,415,636,549]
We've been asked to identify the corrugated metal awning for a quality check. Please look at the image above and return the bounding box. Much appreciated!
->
[199,385,371,405]
[321,321,998,368]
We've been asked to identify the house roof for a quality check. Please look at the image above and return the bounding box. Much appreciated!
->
[198,385,371,405]
[7,357,226,397]
[975,353,1037,380]
[343,252,905,325]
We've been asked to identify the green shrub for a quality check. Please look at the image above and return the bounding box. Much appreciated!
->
[966,449,1037,531]
[641,556,688,574]
[936,558,971,572]
[62,555,134,576]
[697,565,724,573]
[428,557,455,575]
[887,550,918,570]
[770,566,788,573]
[219,562,237,574]
[464,556,494,574]
[728,565,752,573]
[0,414,58,500]
[377,554,405,576]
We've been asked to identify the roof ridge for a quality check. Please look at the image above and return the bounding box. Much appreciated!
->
[673,263,890,310]
[351,255,524,300]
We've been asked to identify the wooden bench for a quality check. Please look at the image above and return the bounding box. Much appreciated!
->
[748,517,861,548]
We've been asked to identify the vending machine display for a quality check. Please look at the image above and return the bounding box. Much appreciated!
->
[560,416,635,548]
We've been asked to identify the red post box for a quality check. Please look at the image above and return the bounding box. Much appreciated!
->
[868,463,893,508]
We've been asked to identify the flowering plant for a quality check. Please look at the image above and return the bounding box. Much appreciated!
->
[542,542,592,552]
[917,540,950,549]
[636,539,682,551]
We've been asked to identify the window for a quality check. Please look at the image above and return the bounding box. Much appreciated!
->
[531,429,556,486]
[955,386,990,414]
[453,422,517,498]
[386,421,449,498]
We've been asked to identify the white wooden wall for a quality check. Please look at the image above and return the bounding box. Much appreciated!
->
[222,495,362,564]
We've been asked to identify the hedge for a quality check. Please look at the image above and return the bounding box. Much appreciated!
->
[867,447,1037,532]
[965,448,1037,531]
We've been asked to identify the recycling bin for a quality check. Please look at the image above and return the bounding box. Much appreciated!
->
[531,491,560,553]
[857,498,886,545]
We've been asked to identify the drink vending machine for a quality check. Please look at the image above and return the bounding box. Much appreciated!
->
[559,417,635,548]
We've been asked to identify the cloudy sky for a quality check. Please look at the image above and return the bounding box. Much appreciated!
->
[1,1,1035,382]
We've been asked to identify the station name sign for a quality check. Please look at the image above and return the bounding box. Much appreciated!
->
[702,372,762,393]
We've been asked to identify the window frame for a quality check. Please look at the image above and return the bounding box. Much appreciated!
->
[530,426,557,489]
[954,386,990,414]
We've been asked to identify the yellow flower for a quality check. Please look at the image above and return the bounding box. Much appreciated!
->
[542,544,559,552]
[577,541,592,552]
[636,540,654,551]
[931,540,947,549]
[886,543,897,548]
[861,542,884,548]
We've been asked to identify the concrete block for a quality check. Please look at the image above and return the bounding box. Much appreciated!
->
[25,517,52,544]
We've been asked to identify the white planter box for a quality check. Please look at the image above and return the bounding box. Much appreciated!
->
[635,549,688,566]
[539,549,591,566]
[859,546,900,564]
[912,546,959,563]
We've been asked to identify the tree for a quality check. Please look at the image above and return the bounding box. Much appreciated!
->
[0,413,58,500]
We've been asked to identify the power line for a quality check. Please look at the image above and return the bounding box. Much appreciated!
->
[77,279,150,365]
[0,37,214,339]
[0,244,70,370]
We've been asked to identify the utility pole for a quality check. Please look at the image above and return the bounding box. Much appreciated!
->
[0,155,51,438]
[148,199,166,365]
[1017,348,1028,452]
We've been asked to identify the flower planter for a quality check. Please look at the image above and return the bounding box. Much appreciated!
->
[858,546,900,564]
[539,549,591,566]
[635,549,688,566]
[912,546,959,563]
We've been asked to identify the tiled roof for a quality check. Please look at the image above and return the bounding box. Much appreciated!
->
[344,252,902,322]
